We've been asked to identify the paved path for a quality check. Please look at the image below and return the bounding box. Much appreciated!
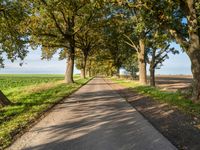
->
[7,78,177,150]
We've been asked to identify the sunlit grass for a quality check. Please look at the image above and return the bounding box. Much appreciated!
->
[111,77,200,116]
[0,75,91,149]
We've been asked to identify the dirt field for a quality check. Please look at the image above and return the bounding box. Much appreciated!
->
[155,75,193,92]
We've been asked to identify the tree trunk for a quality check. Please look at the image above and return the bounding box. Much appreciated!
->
[185,0,200,102]
[149,67,155,87]
[138,39,147,85]
[80,56,87,79]
[188,49,200,102]
[88,68,91,77]
[80,69,85,79]
[149,49,156,87]
[116,67,120,78]
[0,90,11,107]
[131,68,136,79]
[65,41,75,83]
[86,60,91,77]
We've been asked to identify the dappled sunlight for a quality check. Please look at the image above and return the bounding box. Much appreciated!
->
[7,78,176,150]
[0,76,91,149]
[22,81,64,94]
[108,78,200,150]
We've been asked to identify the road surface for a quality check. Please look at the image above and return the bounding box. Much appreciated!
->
[7,78,177,150]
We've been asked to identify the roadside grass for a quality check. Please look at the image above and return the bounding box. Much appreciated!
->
[0,75,90,149]
[111,77,200,117]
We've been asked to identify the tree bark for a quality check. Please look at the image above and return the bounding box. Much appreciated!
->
[138,39,147,85]
[0,90,11,107]
[185,0,200,101]
[65,41,75,83]
[80,55,87,79]
[86,60,91,77]
[149,49,156,87]
[188,48,200,102]
[88,68,91,77]
[116,66,120,78]
[149,67,155,87]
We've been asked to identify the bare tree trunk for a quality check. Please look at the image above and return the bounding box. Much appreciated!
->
[149,49,156,86]
[149,67,155,87]
[138,39,147,85]
[88,68,91,77]
[86,60,91,77]
[80,69,85,78]
[188,49,200,102]
[185,0,200,102]
[116,67,120,78]
[80,56,87,79]
[65,42,75,83]
[0,90,11,107]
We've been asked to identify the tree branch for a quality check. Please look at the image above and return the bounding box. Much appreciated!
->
[38,33,59,38]
[154,54,167,68]
[169,29,189,50]
[42,43,68,48]
[41,0,66,38]
[123,34,139,52]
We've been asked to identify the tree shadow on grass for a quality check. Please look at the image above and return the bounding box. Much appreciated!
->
[111,84,200,150]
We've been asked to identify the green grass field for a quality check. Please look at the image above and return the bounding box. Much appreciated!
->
[0,74,90,149]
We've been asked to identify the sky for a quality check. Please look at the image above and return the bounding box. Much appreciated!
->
[148,43,192,75]
[0,43,192,75]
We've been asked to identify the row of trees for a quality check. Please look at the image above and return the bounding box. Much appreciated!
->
[0,0,200,105]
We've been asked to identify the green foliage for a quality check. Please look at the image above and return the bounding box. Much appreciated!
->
[0,0,28,67]
[0,75,91,149]
[75,24,103,71]
[21,0,98,59]
[122,53,138,78]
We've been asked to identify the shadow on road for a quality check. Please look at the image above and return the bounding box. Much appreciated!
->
[22,88,167,150]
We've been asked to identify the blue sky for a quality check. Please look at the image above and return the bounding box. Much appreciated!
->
[0,43,192,75]
[149,43,192,75]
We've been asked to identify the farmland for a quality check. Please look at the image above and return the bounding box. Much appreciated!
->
[155,75,192,92]
[0,74,90,149]
[111,75,200,116]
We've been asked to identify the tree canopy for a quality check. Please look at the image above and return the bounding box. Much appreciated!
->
[1,0,200,101]
[0,0,28,67]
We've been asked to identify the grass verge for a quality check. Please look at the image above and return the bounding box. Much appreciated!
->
[111,77,200,117]
[0,76,91,149]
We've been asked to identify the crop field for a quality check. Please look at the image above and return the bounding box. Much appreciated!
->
[0,74,90,149]
[121,75,193,92]
[155,75,192,92]
[111,75,200,114]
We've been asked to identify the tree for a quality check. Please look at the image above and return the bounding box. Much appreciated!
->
[102,4,130,77]
[121,1,156,85]
[122,53,138,79]
[146,31,179,86]
[0,91,11,107]
[148,44,179,87]
[142,0,200,101]
[87,49,115,77]
[22,0,96,83]
[0,0,28,106]
[0,0,28,67]
[76,27,102,78]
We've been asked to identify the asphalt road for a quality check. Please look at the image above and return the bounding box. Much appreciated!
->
[7,78,177,150]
